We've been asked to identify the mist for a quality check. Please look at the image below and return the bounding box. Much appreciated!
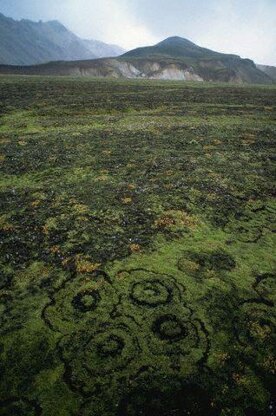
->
[0,0,275,64]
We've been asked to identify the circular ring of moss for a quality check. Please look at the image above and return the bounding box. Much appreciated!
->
[254,273,276,304]
[130,279,173,308]
[60,318,141,393]
[121,269,186,310]
[234,303,275,349]
[72,289,101,312]
[96,333,125,358]
[145,312,207,361]
[44,271,117,333]
[152,314,188,342]
[84,324,139,375]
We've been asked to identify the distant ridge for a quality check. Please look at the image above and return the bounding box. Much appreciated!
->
[0,33,274,84]
[257,64,276,82]
[0,13,125,65]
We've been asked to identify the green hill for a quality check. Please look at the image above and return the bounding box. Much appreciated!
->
[121,37,273,84]
[122,36,238,60]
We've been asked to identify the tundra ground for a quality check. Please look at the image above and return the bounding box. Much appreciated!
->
[0,76,275,416]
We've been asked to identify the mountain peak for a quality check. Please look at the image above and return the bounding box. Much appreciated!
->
[157,36,197,47]
[122,35,241,62]
[122,35,216,60]
[46,19,69,33]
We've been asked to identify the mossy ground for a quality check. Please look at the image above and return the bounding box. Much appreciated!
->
[0,76,275,416]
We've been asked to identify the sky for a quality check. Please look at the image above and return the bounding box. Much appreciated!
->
[0,0,275,65]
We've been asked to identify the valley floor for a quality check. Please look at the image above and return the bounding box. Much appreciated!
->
[0,77,275,416]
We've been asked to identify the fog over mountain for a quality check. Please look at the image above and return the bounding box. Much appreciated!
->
[257,65,276,82]
[0,0,275,65]
[0,13,125,65]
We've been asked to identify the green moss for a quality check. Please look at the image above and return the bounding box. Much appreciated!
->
[0,76,275,415]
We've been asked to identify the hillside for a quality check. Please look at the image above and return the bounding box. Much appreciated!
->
[121,37,273,84]
[0,35,274,84]
[257,64,276,82]
[0,13,125,65]
[122,36,238,60]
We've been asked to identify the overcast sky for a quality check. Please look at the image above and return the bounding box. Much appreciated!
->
[0,0,275,64]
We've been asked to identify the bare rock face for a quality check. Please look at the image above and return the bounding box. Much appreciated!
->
[150,66,187,80]
[104,61,204,81]
[149,65,203,81]
[111,61,142,78]
[61,60,204,81]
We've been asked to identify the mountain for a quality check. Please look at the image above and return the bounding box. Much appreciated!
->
[82,39,125,59]
[122,36,238,60]
[257,64,276,82]
[120,37,273,84]
[0,13,125,65]
[0,34,274,84]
